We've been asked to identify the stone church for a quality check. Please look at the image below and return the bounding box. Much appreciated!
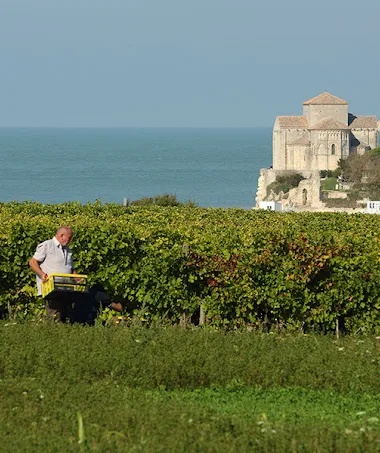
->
[273,92,379,171]
[256,92,380,209]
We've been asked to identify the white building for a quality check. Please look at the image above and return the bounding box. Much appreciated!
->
[367,201,380,214]
[258,201,283,212]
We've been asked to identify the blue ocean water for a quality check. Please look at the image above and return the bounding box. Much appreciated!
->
[0,128,272,209]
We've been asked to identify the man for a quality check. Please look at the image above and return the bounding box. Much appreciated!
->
[29,226,75,322]
[71,284,123,325]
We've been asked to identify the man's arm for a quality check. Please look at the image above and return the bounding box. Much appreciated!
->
[93,288,123,312]
[29,257,48,282]
[109,302,122,312]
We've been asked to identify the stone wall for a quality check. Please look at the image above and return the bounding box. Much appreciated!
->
[284,171,322,209]
[309,130,350,170]
[255,169,322,209]
[273,128,351,172]
[304,104,348,127]
[351,129,378,153]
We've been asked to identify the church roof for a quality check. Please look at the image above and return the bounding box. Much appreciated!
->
[303,92,348,105]
[310,118,349,130]
[288,137,311,146]
[276,116,308,128]
[349,116,378,128]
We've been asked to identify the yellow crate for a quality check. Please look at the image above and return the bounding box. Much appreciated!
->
[41,273,88,299]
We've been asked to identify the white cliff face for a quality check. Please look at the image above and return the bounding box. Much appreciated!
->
[255,168,277,206]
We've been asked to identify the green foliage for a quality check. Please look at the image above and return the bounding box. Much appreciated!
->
[125,193,196,207]
[1,324,380,451]
[338,152,380,199]
[321,177,338,191]
[320,170,331,178]
[1,323,380,392]
[368,147,380,156]
[320,169,341,179]
[266,173,305,196]
[3,202,380,333]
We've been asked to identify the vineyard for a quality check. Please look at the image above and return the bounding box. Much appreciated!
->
[1,201,380,333]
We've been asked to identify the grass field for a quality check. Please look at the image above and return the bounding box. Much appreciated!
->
[1,322,379,452]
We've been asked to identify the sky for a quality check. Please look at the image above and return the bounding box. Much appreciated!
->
[1,0,379,127]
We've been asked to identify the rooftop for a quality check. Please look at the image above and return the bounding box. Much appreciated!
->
[288,137,311,146]
[349,116,378,129]
[303,92,348,105]
[310,117,349,130]
[276,116,308,128]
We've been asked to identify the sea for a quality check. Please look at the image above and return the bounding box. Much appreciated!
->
[0,127,272,209]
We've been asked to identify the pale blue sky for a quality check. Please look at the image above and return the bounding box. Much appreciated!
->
[1,0,379,127]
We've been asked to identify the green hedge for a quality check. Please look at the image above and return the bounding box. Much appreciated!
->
[1,201,380,333]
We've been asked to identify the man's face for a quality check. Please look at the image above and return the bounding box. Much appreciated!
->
[58,230,73,247]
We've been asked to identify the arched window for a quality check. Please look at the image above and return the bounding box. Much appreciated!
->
[331,144,336,155]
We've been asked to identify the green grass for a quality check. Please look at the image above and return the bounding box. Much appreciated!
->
[1,322,380,452]
[321,177,338,191]
[2,322,379,392]
[2,381,380,452]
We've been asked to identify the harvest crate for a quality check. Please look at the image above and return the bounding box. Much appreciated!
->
[41,273,88,299]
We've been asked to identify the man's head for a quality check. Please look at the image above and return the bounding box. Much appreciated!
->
[55,226,73,247]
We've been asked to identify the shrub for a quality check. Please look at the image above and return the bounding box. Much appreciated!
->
[368,147,380,157]
[323,198,358,208]
[266,173,305,196]
[320,169,341,179]
[126,194,196,207]
[320,170,331,178]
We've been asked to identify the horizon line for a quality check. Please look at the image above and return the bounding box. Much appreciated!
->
[0,125,273,129]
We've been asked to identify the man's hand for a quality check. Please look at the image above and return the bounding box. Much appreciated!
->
[29,257,48,282]
[110,302,123,313]
[72,270,81,283]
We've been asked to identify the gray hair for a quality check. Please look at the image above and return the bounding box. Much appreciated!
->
[56,226,72,235]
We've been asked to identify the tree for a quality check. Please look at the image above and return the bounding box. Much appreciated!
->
[338,151,380,199]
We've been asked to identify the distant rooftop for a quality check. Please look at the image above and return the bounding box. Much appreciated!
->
[277,116,308,128]
[349,116,378,129]
[288,137,311,146]
[310,118,349,130]
[303,92,348,105]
